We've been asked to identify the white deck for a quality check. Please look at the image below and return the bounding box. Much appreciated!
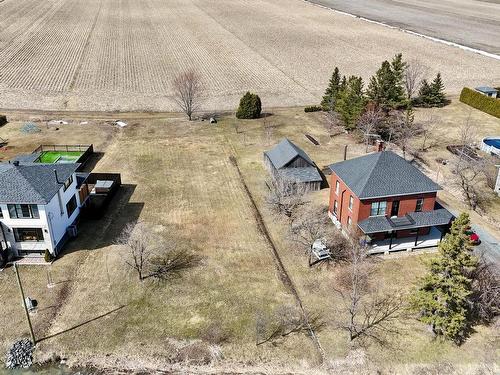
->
[367,227,442,254]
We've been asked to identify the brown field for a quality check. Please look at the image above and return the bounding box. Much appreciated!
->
[0,0,499,112]
[0,104,498,373]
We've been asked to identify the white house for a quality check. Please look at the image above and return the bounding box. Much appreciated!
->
[0,161,82,258]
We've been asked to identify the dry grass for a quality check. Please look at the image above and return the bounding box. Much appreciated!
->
[0,107,498,372]
[0,0,499,111]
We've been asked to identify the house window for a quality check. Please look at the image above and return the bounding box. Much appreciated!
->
[63,175,74,192]
[415,198,424,212]
[370,201,387,216]
[335,181,340,195]
[7,204,39,219]
[13,228,44,242]
[66,195,77,218]
[347,217,352,226]
[348,196,354,211]
[333,200,338,215]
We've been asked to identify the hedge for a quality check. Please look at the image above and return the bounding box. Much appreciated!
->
[304,105,322,113]
[459,87,500,119]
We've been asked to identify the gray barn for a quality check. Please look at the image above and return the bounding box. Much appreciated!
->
[263,138,322,191]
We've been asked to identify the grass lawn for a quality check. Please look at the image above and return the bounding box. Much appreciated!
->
[0,105,498,373]
[37,151,83,164]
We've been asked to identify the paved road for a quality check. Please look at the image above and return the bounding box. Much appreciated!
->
[307,0,500,55]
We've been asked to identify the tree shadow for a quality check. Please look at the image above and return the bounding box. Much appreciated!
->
[36,305,126,343]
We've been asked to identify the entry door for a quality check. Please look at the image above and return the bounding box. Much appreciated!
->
[391,200,400,217]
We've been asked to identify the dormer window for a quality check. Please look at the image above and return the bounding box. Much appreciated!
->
[415,198,424,212]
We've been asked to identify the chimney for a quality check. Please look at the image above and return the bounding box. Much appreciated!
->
[374,140,385,152]
[53,169,62,184]
[13,160,19,167]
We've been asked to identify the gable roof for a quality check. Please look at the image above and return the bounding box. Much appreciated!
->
[0,162,79,204]
[328,151,441,199]
[264,138,315,169]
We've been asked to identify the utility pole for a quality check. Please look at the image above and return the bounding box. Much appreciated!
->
[14,263,36,344]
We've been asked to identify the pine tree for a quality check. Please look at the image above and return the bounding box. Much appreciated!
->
[367,54,406,109]
[411,213,478,344]
[236,92,262,119]
[336,76,366,130]
[430,73,446,107]
[416,79,432,105]
[321,67,343,111]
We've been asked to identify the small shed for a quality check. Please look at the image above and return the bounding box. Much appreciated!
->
[263,138,322,190]
[475,86,498,98]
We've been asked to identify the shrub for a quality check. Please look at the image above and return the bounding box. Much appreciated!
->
[44,249,53,263]
[0,115,7,127]
[459,87,500,118]
[304,105,322,113]
[236,92,261,119]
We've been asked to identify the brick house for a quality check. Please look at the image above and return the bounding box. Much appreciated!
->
[327,151,454,253]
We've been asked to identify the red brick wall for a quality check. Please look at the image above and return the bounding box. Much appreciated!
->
[329,172,438,231]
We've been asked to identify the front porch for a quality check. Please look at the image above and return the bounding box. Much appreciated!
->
[366,226,444,254]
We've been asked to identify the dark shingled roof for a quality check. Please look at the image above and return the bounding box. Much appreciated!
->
[0,162,79,204]
[358,209,454,234]
[279,167,322,183]
[328,151,441,199]
[264,138,315,169]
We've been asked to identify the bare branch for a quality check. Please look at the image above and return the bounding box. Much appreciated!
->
[404,59,427,100]
[265,177,310,218]
[172,70,204,120]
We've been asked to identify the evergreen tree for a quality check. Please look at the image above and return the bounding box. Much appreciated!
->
[367,54,406,109]
[321,67,343,111]
[336,76,365,130]
[236,92,262,119]
[430,73,446,106]
[411,213,478,344]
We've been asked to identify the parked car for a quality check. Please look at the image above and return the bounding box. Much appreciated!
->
[464,227,481,245]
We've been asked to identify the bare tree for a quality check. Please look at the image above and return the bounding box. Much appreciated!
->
[404,59,427,100]
[266,177,309,218]
[262,119,275,146]
[324,110,344,137]
[116,222,157,281]
[256,304,325,346]
[453,158,484,211]
[357,107,384,153]
[419,113,437,152]
[334,246,405,344]
[455,111,477,171]
[470,259,500,323]
[289,204,348,261]
[117,222,199,281]
[389,107,421,159]
[172,70,204,120]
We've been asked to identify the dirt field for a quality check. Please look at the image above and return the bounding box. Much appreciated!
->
[0,105,498,373]
[0,0,499,112]
[309,0,500,55]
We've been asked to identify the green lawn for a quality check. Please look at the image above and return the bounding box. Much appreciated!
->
[37,151,83,164]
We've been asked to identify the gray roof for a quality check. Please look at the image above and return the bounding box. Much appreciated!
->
[475,86,497,93]
[264,138,315,169]
[279,167,322,183]
[0,162,79,204]
[328,151,441,199]
[358,208,454,234]
[10,153,41,163]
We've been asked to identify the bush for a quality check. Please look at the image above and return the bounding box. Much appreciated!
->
[459,87,500,118]
[236,92,261,119]
[0,115,7,127]
[304,105,322,113]
[44,249,53,263]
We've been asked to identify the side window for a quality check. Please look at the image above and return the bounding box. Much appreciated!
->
[415,198,424,212]
[333,200,338,215]
[335,181,340,195]
[348,196,354,211]
[347,217,352,226]
[63,175,74,192]
[66,195,77,218]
